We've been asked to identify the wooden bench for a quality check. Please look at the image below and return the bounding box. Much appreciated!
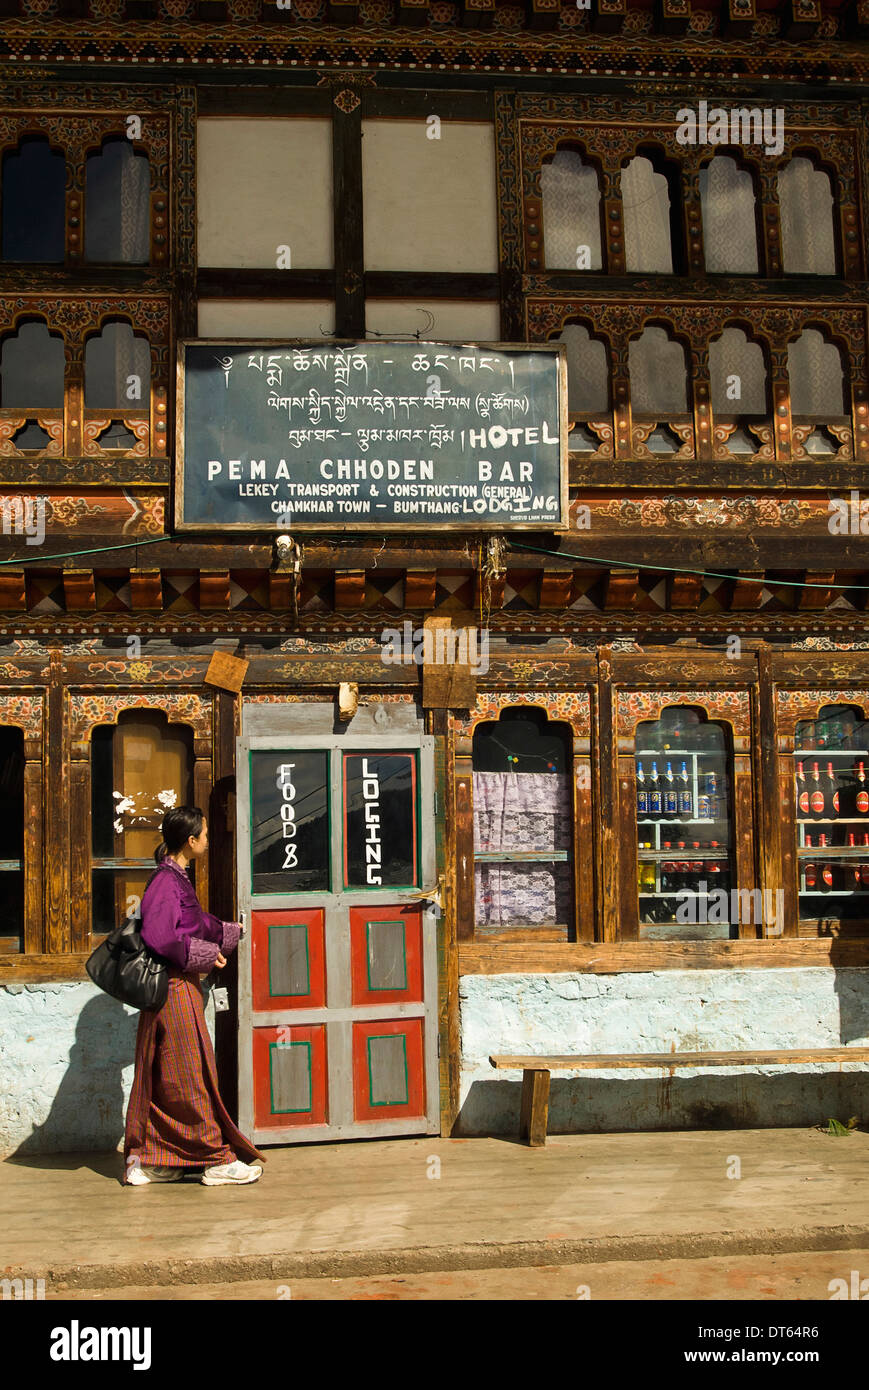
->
[489,1049,869,1147]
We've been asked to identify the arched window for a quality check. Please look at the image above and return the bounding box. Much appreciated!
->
[472,708,574,938]
[541,148,603,271]
[629,325,688,414]
[709,327,768,416]
[778,157,836,275]
[553,323,610,418]
[621,154,677,274]
[635,706,736,940]
[0,320,64,409]
[0,727,24,953]
[85,137,150,264]
[91,710,194,937]
[1,136,65,263]
[793,704,869,924]
[787,328,845,417]
[699,155,759,274]
[85,321,151,410]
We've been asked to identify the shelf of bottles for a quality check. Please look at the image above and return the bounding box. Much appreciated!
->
[635,707,735,940]
[794,704,869,920]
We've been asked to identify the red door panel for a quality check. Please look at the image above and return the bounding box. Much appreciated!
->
[251,909,325,1012]
[253,1024,328,1129]
[349,905,423,1005]
[352,1018,425,1121]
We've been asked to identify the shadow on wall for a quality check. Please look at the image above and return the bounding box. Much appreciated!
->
[5,993,138,1165]
[456,1069,869,1138]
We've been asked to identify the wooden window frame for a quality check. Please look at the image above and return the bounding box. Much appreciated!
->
[0,692,45,957]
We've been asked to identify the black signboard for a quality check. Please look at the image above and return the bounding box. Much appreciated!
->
[176,340,568,532]
[250,750,330,894]
[343,752,418,889]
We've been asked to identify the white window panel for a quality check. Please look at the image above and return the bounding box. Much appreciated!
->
[197,300,335,339]
[197,118,333,268]
[364,299,500,342]
[362,119,497,273]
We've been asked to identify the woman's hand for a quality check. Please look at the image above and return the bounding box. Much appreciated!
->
[214,951,227,970]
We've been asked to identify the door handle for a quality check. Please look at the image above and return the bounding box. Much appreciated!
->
[406,875,444,910]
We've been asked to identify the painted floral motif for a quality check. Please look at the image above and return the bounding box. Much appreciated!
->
[617,689,751,736]
[69,692,212,742]
[594,496,814,530]
[453,690,591,739]
[0,693,44,736]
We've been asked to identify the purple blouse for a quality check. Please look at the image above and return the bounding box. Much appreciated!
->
[140,857,241,973]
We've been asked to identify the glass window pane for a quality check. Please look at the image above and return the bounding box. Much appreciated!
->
[343,752,418,889]
[699,156,758,274]
[0,321,64,409]
[250,750,330,894]
[621,156,672,274]
[85,139,150,264]
[541,149,602,271]
[0,726,25,951]
[635,707,736,941]
[2,138,65,262]
[84,322,151,409]
[778,158,836,275]
[472,709,574,935]
[794,705,869,923]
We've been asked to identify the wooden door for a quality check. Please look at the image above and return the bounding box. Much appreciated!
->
[236,721,439,1144]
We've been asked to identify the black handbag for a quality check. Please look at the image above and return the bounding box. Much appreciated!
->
[85,884,168,1012]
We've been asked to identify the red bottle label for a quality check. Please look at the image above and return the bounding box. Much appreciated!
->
[858,790,869,814]
[822,864,834,887]
[798,790,809,814]
[805,865,817,889]
[810,790,825,814]
[833,791,840,814]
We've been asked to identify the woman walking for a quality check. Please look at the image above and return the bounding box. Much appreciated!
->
[123,805,266,1187]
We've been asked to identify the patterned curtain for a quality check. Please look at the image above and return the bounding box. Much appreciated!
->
[700,156,759,274]
[541,149,603,270]
[621,156,673,273]
[473,771,573,930]
[778,159,836,275]
[629,326,688,414]
[787,328,845,416]
[709,327,767,414]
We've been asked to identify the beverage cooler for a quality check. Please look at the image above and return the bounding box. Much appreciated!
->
[633,705,737,940]
[793,704,869,921]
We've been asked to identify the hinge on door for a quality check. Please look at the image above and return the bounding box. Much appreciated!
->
[437,1033,441,1057]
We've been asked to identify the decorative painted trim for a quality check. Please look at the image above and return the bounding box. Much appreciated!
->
[617,687,752,738]
[452,689,592,739]
[68,689,212,755]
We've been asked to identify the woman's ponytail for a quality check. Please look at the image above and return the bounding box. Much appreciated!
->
[154,840,170,865]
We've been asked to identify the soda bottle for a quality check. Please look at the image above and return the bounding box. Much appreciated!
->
[661,842,673,892]
[804,832,817,893]
[706,770,719,820]
[690,841,703,894]
[809,762,825,819]
[847,832,860,890]
[816,721,828,748]
[818,834,833,891]
[636,761,648,818]
[825,761,840,818]
[649,762,662,818]
[862,832,869,889]
[675,840,688,893]
[678,761,693,818]
[855,761,869,816]
[795,761,809,817]
[663,762,678,818]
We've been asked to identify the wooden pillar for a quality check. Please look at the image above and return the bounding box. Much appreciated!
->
[211,687,240,1120]
[45,652,70,954]
[757,646,789,935]
[596,647,621,941]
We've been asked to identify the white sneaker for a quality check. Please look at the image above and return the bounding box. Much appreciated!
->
[126,1165,184,1185]
[201,1159,262,1186]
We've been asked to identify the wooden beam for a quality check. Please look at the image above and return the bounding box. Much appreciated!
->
[797,571,835,610]
[396,0,429,25]
[129,569,163,611]
[729,571,765,610]
[405,570,437,610]
[458,938,869,975]
[364,271,499,299]
[655,0,691,35]
[539,570,573,609]
[326,0,360,23]
[603,569,638,610]
[493,1047,869,1069]
[723,0,756,38]
[197,269,334,299]
[668,572,704,611]
[334,570,367,609]
[0,568,26,610]
[459,0,496,27]
[784,0,822,40]
[525,0,559,32]
[199,571,232,610]
[62,570,96,611]
[332,85,365,338]
[593,0,626,33]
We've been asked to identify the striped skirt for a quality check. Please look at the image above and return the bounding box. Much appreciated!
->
[123,969,266,1180]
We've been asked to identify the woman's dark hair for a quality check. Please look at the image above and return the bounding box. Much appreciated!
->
[155,805,205,865]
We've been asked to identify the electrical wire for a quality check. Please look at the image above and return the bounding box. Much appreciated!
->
[505,539,869,592]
